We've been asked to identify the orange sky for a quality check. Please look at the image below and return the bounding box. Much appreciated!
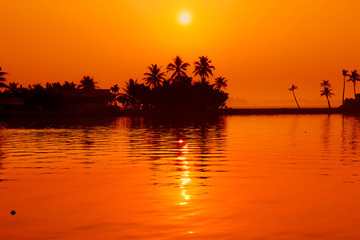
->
[1,0,360,108]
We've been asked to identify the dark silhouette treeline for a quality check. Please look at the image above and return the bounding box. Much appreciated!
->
[341,69,360,111]
[115,56,229,111]
[0,74,99,111]
[0,56,229,112]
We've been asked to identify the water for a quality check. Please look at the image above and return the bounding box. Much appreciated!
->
[1,114,360,239]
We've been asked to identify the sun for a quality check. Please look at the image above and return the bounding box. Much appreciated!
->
[179,12,191,25]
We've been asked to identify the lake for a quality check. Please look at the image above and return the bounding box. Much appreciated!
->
[1,114,360,239]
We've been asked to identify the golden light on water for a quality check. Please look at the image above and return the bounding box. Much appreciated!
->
[178,140,191,205]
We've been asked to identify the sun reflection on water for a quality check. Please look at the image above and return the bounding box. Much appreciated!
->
[178,139,191,206]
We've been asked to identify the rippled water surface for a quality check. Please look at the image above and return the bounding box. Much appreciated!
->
[1,114,360,239]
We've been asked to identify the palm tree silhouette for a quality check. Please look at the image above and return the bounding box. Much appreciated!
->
[0,67,9,89]
[288,84,300,109]
[119,78,152,110]
[166,56,190,83]
[110,84,120,106]
[78,76,98,90]
[143,64,166,89]
[119,79,138,109]
[110,84,119,95]
[193,56,215,84]
[342,69,349,105]
[347,70,360,99]
[215,76,228,90]
[320,80,334,109]
[8,82,19,93]
[123,79,138,95]
[320,80,331,88]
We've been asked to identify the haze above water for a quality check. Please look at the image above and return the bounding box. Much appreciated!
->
[1,114,360,240]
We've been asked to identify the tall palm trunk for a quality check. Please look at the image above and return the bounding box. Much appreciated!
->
[342,76,346,104]
[292,91,300,109]
[326,95,331,109]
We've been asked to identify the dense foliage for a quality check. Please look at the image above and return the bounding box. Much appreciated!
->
[116,56,229,110]
[0,81,80,110]
[0,56,229,111]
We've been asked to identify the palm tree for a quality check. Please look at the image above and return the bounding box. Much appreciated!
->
[8,82,19,93]
[193,56,215,84]
[320,80,331,88]
[111,84,119,95]
[119,79,138,110]
[166,56,190,83]
[110,84,120,106]
[288,84,300,109]
[342,70,349,105]
[143,64,166,89]
[320,80,334,109]
[347,70,360,99]
[78,76,98,90]
[123,79,138,95]
[215,76,228,90]
[119,78,151,110]
[0,67,9,89]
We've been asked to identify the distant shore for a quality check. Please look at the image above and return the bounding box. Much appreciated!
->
[220,108,342,115]
[0,107,355,118]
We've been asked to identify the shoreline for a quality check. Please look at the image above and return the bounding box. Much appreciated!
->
[0,107,354,118]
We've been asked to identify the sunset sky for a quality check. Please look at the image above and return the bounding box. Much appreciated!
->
[1,0,360,108]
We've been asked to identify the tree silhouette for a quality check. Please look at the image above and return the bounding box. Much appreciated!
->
[193,56,215,84]
[288,84,300,109]
[62,81,77,90]
[143,64,166,89]
[110,84,120,106]
[118,79,151,110]
[320,80,331,88]
[110,84,119,95]
[78,76,98,90]
[0,67,9,89]
[166,56,190,84]
[320,80,334,109]
[342,69,349,105]
[215,76,228,90]
[8,82,19,93]
[118,79,138,109]
[347,70,360,99]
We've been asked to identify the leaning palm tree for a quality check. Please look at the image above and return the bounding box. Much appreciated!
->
[193,56,215,84]
[78,76,98,90]
[347,70,360,99]
[166,56,190,83]
[143,64,166,89]
[215,76,228,90]
[0,67,9,89]
[288,84,300,109]
[342,69,349,105]
[320,81,334,109]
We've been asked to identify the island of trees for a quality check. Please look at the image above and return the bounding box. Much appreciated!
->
[0,56,229,113]
[115,56,228,111]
